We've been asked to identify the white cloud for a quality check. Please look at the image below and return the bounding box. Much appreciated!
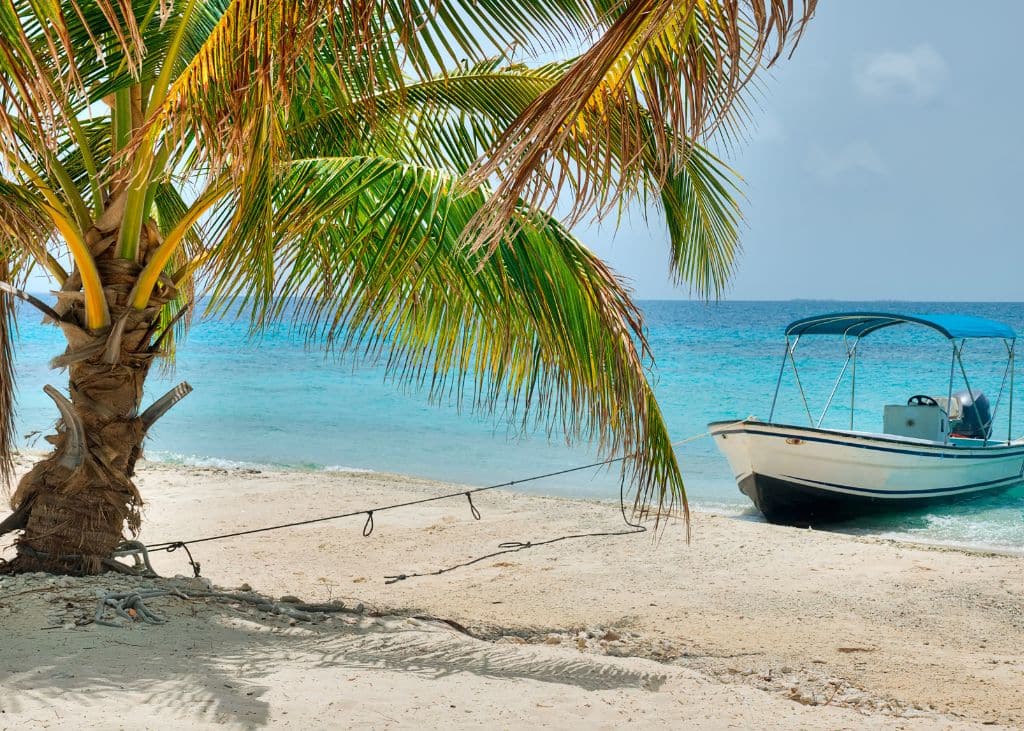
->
[855,44,948,102]
[808,142,886,181]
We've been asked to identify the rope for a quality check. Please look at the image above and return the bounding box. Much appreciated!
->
[466,492,481,521]
[165,542,201,577]
[112,540,158,576]
[382,437,701,584]
[384,527,646,584]
[142,431,711,578]
[95,588,178,627]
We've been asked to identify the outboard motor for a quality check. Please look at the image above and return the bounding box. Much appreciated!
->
[950,389,991,439]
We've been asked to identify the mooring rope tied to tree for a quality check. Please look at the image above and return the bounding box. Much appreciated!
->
[140,431,711,580]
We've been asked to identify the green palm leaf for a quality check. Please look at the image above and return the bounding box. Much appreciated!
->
[198,155,685,516]
[289,59,742,296]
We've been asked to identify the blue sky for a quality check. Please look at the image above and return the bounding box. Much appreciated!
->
[582,0,1024,301]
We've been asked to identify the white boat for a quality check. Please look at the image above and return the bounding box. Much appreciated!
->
[709,312,1023,526]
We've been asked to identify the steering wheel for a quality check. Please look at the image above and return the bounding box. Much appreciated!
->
[907,394,939,407]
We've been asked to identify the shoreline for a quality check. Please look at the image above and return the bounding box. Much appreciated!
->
[17,446,1024,559]
[146,456,1024,560]
[3,457,1023,728]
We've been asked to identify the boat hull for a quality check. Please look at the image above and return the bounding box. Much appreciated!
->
[709,420,1024,526]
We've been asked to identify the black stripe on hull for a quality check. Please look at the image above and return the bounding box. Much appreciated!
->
[738,473,1022,528]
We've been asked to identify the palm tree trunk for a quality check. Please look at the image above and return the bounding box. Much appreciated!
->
[10,355,150,574]
[4,223,177,575]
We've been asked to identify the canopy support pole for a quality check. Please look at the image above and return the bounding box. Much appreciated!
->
[987,340,1013,445]
[946,342,957,444]
[768,339,789,423]
[1008,339,1015,444]
[818,340,857,428]
[785,336,814,427]
[955,341,983,445]
[850,340,858,430]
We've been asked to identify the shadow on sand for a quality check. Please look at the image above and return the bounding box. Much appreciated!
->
[0,593,665,727]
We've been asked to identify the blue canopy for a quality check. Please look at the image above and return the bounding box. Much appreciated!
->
[785,312,1016,340]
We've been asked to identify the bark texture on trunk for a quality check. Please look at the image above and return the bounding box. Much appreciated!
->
[4,219,176,574]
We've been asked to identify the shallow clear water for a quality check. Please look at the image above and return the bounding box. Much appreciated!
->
[10,299,1024,553]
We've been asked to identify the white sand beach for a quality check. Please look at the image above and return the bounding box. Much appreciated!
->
[2,457,1022,729]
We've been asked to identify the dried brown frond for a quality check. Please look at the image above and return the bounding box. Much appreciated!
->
[0,1,93,150]
[461,0,816,254]
[0,254,16,491]
[87,0,145,76]
[148,0,322,183]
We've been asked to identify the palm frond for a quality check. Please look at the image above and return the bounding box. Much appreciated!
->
[657,143,742,293]
[201,154,684,518]
[0,178,64,282]
[0,253,13,487]
[289,58,742,295]
[145,0,318,177]
[461,0,814,251]
[0,245,28,490]
[149,182,207,361]
[0,258,13,490]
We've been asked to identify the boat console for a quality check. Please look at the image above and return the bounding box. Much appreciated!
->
[882,389,990,443]
[883,399,949,442]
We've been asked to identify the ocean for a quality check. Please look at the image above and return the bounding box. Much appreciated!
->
[9,299,1024,553]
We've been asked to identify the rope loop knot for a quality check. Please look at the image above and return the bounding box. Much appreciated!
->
[466,492,481,520]
[166,541,201,577]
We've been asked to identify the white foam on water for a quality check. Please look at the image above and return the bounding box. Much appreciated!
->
[692,499,754,518]
[870,530,1024,557]
[146,450,374,474]
[840,510,1024,556]
[322,464,376,474]
[147,451,278,471]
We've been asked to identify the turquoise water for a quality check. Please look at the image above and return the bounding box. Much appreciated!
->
[10,299,1024,552]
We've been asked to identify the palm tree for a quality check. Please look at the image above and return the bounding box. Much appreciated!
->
[0,1,815,574]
